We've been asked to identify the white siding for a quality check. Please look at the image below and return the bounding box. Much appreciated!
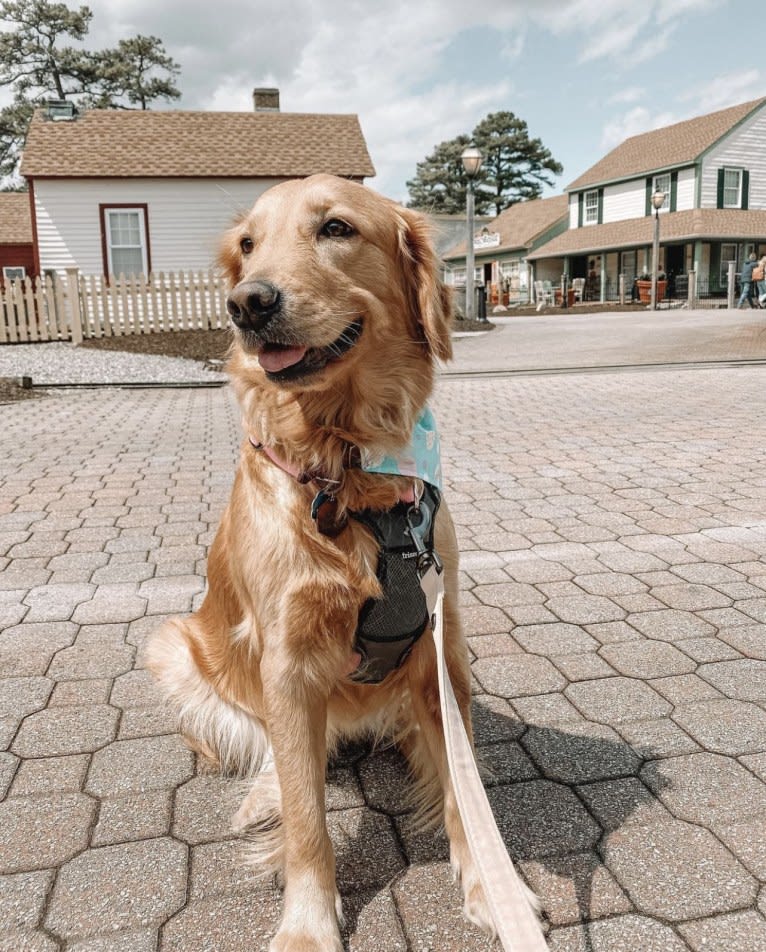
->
[568,194,579,229]
[33,178,284,275]
[602,179,645,223]
[700,104,766,209]
[676,166,696,210]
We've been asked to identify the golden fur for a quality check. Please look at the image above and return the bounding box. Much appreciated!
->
[146,174,498,951]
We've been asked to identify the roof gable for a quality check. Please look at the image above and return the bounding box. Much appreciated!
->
[567,98,766,191]
[20,109,375,180]
[443,193,568,259]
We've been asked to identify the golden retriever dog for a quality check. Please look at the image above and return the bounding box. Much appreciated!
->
[146,174,498,951]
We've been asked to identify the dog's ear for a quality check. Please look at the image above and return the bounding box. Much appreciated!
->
[397,207,453,362]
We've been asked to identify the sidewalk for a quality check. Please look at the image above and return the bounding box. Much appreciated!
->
[2,319,766,949]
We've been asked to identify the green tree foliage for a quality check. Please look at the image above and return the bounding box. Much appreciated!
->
[91,36,181,111]
[0,0,181,183]
[407,111,563,215]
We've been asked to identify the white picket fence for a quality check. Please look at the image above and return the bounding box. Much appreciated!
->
[0,268,230,344]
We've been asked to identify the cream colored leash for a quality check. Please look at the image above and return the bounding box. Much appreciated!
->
[421,565,549,951]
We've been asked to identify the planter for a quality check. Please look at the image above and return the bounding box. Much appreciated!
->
[636,279,666,304]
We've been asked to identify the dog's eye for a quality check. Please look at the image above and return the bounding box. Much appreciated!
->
[240,236,254,254]
[320,219,354,239]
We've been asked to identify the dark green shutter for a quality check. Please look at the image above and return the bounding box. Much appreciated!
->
[645,177,652,216]
[578,193,583,227]
[670,171,678,212]
[742,170,750,209]
[716,169,725,209]
[597,188,604,224]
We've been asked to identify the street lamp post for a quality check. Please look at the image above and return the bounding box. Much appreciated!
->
[650,188,666,311]
[461,144,483,321]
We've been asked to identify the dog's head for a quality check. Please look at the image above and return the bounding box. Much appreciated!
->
[219,175,453,396]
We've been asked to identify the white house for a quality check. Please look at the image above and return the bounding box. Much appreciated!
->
[528,97,766,300]
[19,89,375,279]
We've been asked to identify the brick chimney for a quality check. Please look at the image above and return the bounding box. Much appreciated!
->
[253,88,280,112]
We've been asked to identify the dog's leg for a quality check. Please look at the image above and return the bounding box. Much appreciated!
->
[260,635,345,952]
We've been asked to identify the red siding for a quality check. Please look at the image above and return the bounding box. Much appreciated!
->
[0,244,36,282]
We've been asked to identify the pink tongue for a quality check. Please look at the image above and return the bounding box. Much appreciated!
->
[258,345,308,373]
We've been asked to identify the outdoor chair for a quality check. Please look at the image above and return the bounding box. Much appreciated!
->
[534,280,554,311]
[571,277,585,303]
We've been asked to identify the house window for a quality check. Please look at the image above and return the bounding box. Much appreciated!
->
[720,243,737,286]
[2,266,26,282]
[722,169,742,208]
[101,206,149,277]
[584,189,599,225]
[652,174,670,211]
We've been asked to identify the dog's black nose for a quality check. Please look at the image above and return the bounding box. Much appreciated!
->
[226,280,281,330]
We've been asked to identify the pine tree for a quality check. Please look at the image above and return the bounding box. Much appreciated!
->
[407,112,562,215]
[0,0,181,184]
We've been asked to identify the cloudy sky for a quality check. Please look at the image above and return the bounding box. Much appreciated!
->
[60,0,761,201]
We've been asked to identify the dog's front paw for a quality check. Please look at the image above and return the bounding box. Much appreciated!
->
[269,929,343,952]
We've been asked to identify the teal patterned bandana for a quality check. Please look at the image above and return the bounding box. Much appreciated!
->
[360,406,442,490]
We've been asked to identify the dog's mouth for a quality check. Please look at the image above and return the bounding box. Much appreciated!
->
[250,320,364,382]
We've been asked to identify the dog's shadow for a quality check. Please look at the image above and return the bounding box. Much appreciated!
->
[326,697,667,950]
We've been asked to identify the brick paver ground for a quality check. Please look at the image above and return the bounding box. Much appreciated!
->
[3,317,766,949]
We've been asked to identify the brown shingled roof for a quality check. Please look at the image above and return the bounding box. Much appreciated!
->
[0,193,32,244]
[20,109,375,179]
[567,98,766,191]
[443,193,569,260]
[527,208,766,259]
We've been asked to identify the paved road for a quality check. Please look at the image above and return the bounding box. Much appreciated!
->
[2,313,766,950]
[450,307,766,373]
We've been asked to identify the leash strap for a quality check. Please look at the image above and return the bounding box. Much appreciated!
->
[421,565,548,951]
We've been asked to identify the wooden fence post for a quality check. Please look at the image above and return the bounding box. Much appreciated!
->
[65,268,84,343]
[687,269,696,308]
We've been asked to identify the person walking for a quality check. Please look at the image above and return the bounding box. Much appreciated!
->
[737,252,758,308]
[757,254,766,307]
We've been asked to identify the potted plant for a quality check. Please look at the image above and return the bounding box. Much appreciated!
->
[634,270,666,304]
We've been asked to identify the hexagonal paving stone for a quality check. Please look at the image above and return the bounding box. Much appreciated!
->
[678,910,766,952]
[48,637,135,680]
[512,623,599,656]
[488,780,600,860]
[521,851,632,927]
[521,722,641,784]
[0,678,53,720]
[12,705,118,757]
[547,913,690,951]
[86,735,194,797]
[671,699,766,754]
[160,890,283,952]
[545,594,625,625]
[0,794,96,873]
[698,658,766,700]
[0,869,54,930]
[22,583,95,623]
[599,640,695,678]
[173,775,245,845]
[328,808,405,891]
[642,752,766,825]
[472,655,566,698]
[717,624,766,659]
[565,677,671,724]
[45,838,187,939]
[603,818,755,920]
[626,609,715,642]
[393,862,496,952]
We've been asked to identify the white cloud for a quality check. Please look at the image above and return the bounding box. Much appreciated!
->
[600,106,679,151]
[680,69,763,113]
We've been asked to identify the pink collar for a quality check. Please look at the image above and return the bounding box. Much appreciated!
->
[248,434,415,503]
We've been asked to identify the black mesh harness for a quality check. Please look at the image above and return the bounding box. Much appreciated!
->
[346,482,442,684]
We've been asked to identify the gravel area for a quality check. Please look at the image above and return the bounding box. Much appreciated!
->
[0,340,228,387]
